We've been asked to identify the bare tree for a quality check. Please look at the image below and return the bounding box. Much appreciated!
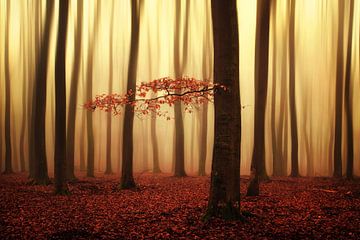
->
[205,0,241,220]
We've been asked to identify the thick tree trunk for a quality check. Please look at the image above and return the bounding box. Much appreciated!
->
[289,0,299,177]
[31,0,54,184]
[105,1,114,175]
[248,0,271,191]
[4,0,13,174]
[86,1,101,178]
[66,0,83,181]
[54,0,70,194]
[333,0,345,178]
[120,0,140,189]
[205,0,241,220]
[345,0,354,180]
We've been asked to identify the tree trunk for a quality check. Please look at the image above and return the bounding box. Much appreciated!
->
[54,0,70,194]
[248,0,271,193]
[31,0,54,184]
[289,0,299,177]
[3,0,13,174]
[173,0,190,177]
[105,2,115,175]
[270,0,279,177]
[66,0,83,181]
[345,0,354,179]
[120,0,140,189]
[333,0,345,178]
[205,0,241,220]
[86,1,101,178]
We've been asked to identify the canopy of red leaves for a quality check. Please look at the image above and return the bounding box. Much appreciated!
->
[1,172,359,239]
[84,77,226,118]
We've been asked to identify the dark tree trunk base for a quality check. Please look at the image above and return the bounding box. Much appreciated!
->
[27,178,52,186]
[119,179,136,189]
[174,171,187,177]
[152,169,161,174]
[203,203,244,222]
[65,175,78,183]
[246,178,259,196]
[54,188,70,195]
[104,170,113,175]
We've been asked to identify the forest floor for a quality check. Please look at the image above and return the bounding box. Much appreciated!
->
[0,172,360,240]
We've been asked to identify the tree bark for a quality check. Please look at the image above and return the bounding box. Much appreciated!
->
[205,0,241,220]
[54,0,70,194]
[333,0,345,178]
[345,0,354,179]
[31,0,54,184]
[66,0,83,181]
[120,0,140,189]
[289,0,299,177]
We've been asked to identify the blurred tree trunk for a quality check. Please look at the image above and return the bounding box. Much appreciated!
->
[86,1,101,178]
[345,0,354,179]
[247,0,271,195]
[105,2,115,175]
[120,0,140,189]
[28,1,41,179]
[19,5,28,172]
[205,0,241,220]
[66,0,83,181]
[198,0,211,177]
[289,0,299,177]
[173,0,190,177]
[54,0,70,194]
[333,0,345,178]
[3,0,13,174]
[270,0,279,176]
[31,0,54,184]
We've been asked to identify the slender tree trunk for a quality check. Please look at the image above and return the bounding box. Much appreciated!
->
[289,0,299,177]
[54,0,70,194]
[105,2,115,175]
[31,0,54,184]
[120,0,140,189]
[205,0,241,220]
[248,0,271,194]
[86,1,101,178]
[333,0,345,178]
[65,0,83,181]
[271,0,279,176]
[345,0,355,179]
[173,0,190,177]
[3,0,13,174]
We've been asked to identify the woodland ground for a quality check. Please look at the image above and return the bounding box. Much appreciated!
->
[0,172,359,240]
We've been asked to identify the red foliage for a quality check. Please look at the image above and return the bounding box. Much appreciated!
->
[1,173,360,239]
[84,77,226,118]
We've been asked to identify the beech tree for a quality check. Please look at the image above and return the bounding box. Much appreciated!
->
[30,0,54,184]
[289,0,299,177]
[247,0,271,195]
[66,0,83,181]
[54,0,69,194]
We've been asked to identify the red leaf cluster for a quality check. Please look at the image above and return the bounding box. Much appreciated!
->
[0,173,359,239]
[84,77,226,118]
